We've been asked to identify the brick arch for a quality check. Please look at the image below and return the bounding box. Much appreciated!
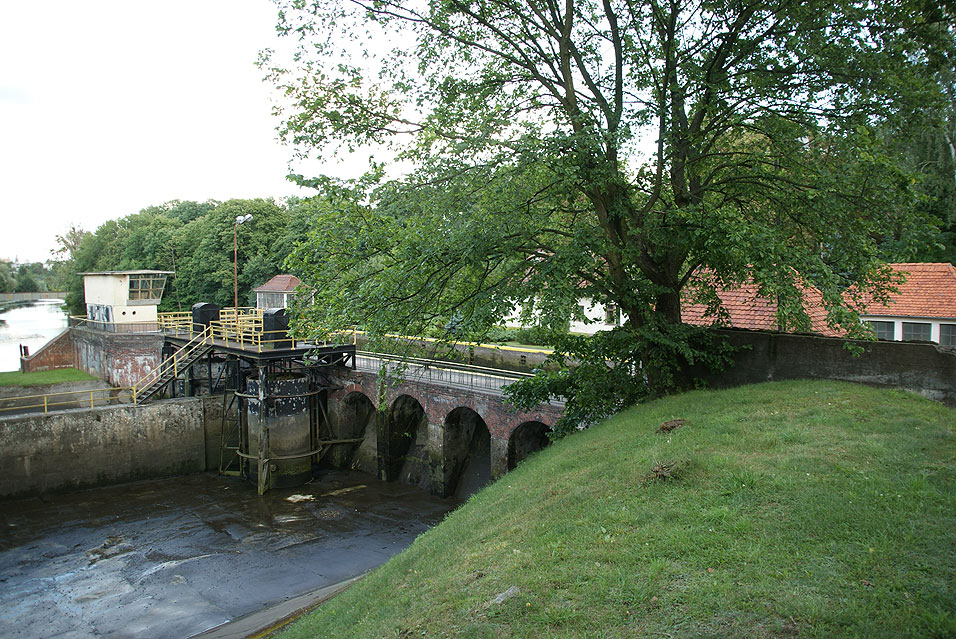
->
[441,406,491,499]
[507,420,552,470]
[329,368,564,492]
[324,390,377,474]
[384,394,431,490]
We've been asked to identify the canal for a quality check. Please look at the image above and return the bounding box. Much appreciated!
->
[0,299,68,372]
[0,470,460,638]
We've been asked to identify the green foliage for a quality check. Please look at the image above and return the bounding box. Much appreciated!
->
[0,262,14,294]
[269,0,954,426]
[506,323,735,437]
[56,198,316,315]
[0,261,57,293]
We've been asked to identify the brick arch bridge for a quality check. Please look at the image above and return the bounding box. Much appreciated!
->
[323,355,564,498]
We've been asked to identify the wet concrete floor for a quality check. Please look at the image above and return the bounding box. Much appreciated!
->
[0,470,461,638]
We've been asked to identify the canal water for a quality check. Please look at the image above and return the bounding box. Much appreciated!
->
[0,300,68,372]
[0,470,460,638]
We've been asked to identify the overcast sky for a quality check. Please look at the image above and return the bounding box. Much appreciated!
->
[0,0,358,263]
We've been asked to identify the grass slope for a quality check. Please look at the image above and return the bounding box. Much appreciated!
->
[281,381,956,639]
[0,368,97,387]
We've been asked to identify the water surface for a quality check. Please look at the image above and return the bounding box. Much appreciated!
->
[0,300,68,372]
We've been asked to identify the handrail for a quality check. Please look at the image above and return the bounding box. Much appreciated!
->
[208,320,302,353]
[352,352,568,406]
[69,316,163,333]
[0,387,132,416]
[130,325,212,403]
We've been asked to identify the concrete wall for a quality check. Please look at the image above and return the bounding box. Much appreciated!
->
[356,334,549,373]
[72,326,164,387]
[0,397,223,500]
[20,329,76,372]
[698,329,956,406]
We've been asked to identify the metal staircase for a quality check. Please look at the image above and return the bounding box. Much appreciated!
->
[132,326,213,404]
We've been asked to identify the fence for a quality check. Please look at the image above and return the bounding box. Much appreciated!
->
[355,351,553,400]
[0,386,130,416]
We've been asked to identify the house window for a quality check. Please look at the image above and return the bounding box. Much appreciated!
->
[604,305,620,325]
[867,321,894,341]
[941,324,955,347]
[901,322,931,342]
[128,275,167,302]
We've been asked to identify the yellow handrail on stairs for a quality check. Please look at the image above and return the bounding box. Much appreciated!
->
[131,325,212,403]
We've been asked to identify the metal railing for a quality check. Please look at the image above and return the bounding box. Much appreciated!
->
[0,387,131,416]
[208,321,301,352]
[70,316,163,333]
[354,352,561,402]
[157,311,193,335]
[130,325,212,403]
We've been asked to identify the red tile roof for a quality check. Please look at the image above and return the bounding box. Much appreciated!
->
[854,263,956,320]
[681,263,956,334]
[681,276,839,335]
[254,274,302,293]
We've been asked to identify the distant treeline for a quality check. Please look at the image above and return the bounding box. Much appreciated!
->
[55,198,332,316]
[0,260,57,294]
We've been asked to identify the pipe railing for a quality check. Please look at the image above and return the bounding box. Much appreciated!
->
[354,352,565,406]
[0,387,131,416]
[130,325,212,403]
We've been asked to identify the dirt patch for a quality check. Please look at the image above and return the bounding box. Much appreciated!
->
[656,419,685,434]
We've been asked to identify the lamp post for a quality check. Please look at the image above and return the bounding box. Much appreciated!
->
[234,214,253,310]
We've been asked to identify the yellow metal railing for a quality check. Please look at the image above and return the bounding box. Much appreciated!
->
[208,320,300,352]
[0,387,131,416]
[157,311,192,335]
[130,325,212,403]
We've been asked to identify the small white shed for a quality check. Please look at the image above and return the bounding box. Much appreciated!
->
[254,275,302,310]
[80,270,172,325]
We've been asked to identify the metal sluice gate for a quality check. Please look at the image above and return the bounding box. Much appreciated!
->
[217,358,363,495]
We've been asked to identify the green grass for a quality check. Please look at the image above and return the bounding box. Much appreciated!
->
[0,368,98,387]
[280,380,956,639]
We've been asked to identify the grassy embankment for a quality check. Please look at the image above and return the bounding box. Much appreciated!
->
[280,380,955,639]
[0,368,97,387]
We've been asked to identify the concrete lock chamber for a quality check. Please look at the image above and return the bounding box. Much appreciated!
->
[245,374,313,491]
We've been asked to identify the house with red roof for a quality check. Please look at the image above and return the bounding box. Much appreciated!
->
[851,263,956,346]
[680,273,839,336]
[254,274,302,310]
[681,263,956,346]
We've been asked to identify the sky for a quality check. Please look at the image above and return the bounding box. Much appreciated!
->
[0,1,359,263]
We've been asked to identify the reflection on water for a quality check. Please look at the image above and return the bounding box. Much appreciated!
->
[0,300,68,372]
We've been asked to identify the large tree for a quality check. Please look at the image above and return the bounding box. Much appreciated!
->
[267,0,953,426]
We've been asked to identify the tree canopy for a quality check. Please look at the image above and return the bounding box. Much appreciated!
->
[56,199,317,315]
[265,0,954,427]
[269,0,952,326]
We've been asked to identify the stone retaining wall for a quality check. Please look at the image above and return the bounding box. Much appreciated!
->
[695,329,956,406]
[71,326,164,387]
[0,396,222,500]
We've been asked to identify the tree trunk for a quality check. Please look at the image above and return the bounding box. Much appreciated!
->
[655,289,683,326]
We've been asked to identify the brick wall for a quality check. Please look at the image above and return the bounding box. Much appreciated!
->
[20,329,76,373]
[71,327,164,387]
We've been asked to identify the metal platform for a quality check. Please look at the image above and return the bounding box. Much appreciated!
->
[163,334,356,366]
